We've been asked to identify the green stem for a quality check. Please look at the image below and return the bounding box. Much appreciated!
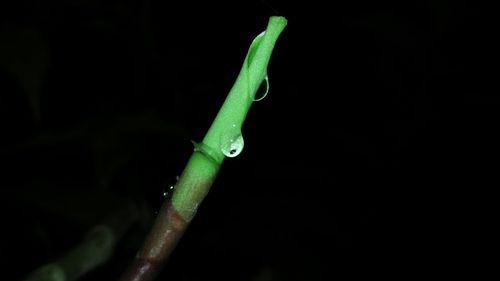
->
[174,15,287,220]
[118,16,287,281]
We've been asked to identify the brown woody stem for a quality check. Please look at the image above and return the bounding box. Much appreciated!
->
[118,201,189,281]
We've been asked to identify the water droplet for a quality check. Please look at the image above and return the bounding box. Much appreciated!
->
[153,177,177,215]
[254,74,269,101]
[220,128,244,157]
[157,176,177,207]
[162,185,174,197]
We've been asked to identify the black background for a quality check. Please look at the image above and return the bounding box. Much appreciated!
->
[0,1,495,280]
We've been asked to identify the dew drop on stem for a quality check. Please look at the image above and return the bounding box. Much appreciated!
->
[158,176,177,202]
[253,74,269,102]
[162,184,175,198]
[220,125,244,157]
[154,176,177,215]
